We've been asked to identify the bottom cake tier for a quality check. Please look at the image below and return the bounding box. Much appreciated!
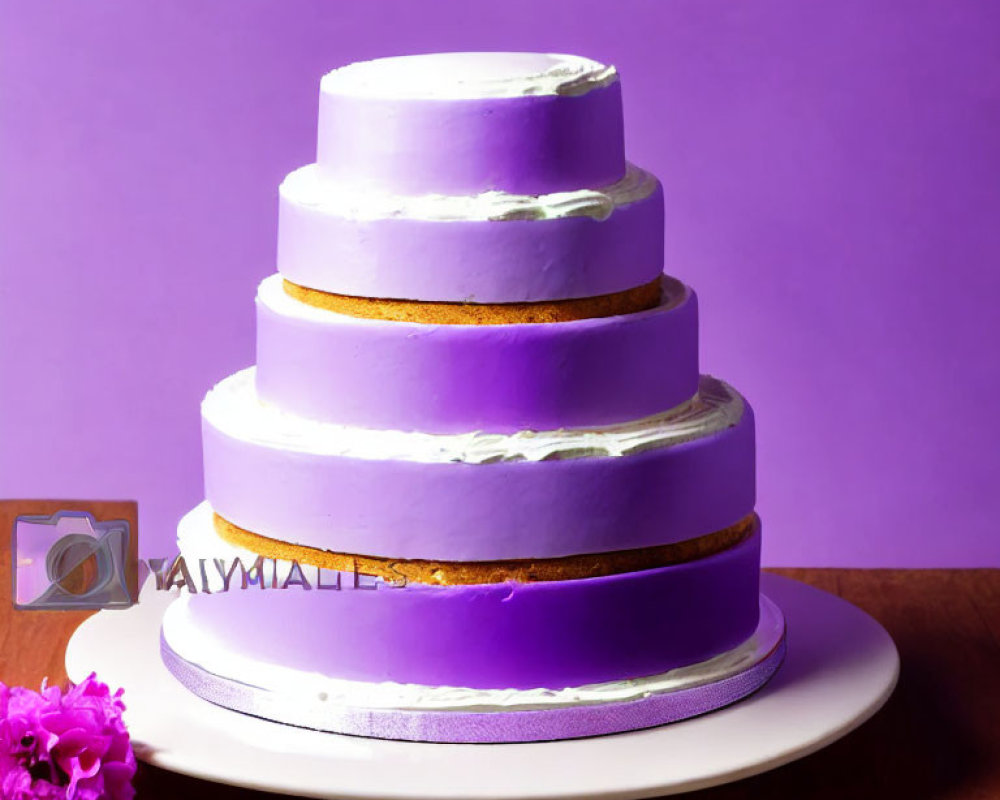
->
[160,503,784,743]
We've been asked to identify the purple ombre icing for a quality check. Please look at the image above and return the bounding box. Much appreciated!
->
[316,53,625,196]
[164,52,777,742]
[277,164,663,303]
[255,274,697,433]
[172,516,762,690]
[279,52,660,303]
[201,373,755,561]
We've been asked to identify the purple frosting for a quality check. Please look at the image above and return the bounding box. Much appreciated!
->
[255,276,698,433]
[169,52,771,740]
[176,524,761,690]
[316,72,624,196]
[201,388,755,561]
[277,180,663,303]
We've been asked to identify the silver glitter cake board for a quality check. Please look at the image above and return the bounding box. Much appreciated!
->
[65,573,898,799]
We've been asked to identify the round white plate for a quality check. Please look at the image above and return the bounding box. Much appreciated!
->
[65,572,898,799]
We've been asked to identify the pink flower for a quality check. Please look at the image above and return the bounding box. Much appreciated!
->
[0,675,135,800]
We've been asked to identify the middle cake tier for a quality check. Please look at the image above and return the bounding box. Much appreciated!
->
[255,273,699,433]
[277,162,663,304]
[203,371,754,562]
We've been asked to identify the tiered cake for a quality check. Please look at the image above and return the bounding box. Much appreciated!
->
[161,52,785,743]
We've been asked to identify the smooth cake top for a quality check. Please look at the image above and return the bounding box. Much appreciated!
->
[320,52,618,100]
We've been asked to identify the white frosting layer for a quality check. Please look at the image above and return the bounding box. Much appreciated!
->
[281,162,656,223]
[167,502,783,712]
[320,52,617,100]
[203,367,743,464]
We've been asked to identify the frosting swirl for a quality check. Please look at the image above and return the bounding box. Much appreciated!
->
[281,162,656,222]
[202,369,744,464]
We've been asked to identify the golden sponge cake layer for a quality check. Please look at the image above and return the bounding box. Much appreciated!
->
[282,276,663,324]
[213,512,756,586]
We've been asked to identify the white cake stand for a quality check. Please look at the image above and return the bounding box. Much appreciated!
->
[65,573,898,799]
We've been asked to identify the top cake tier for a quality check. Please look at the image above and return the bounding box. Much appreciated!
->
[316,52,625,196]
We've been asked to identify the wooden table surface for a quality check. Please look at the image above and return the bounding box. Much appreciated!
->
[2,541,998,798]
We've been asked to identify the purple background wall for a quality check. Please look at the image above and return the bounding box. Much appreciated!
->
[1,0,998,566]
